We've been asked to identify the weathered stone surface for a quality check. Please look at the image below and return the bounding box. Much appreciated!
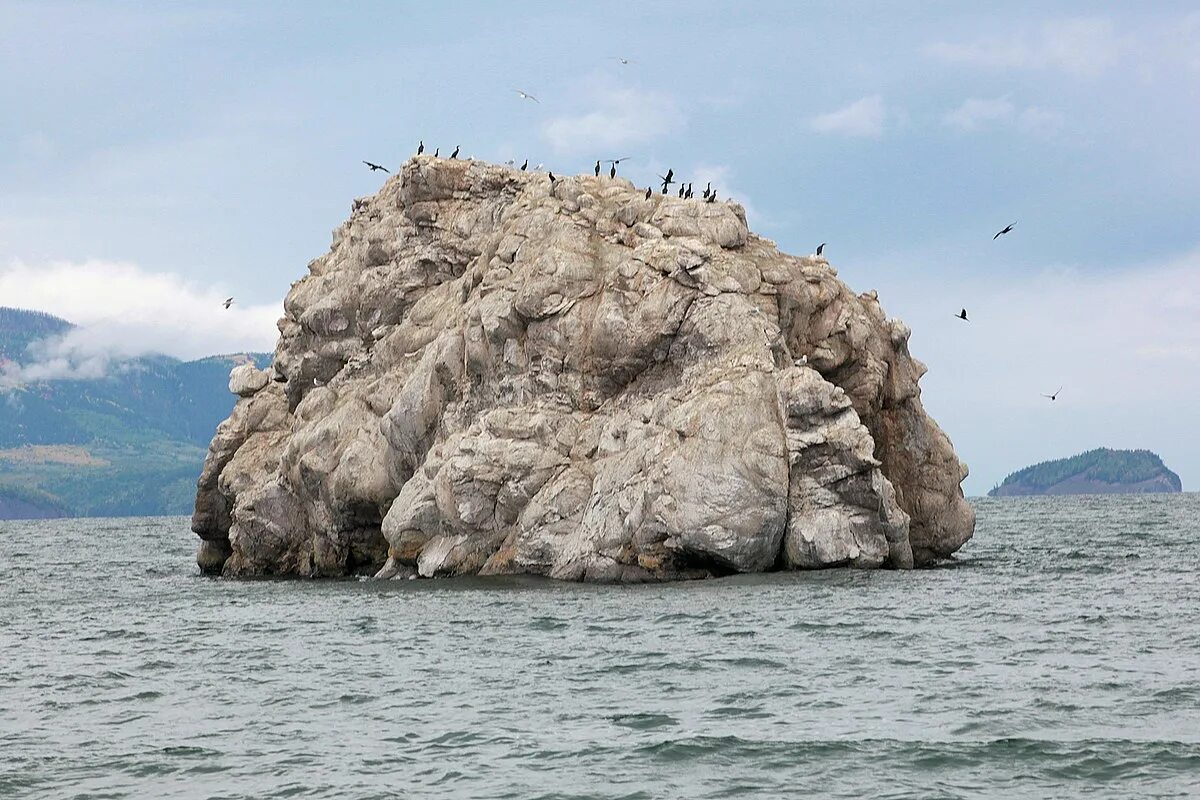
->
[192,157,974,580]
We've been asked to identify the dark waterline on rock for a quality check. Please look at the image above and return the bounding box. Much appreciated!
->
[2,494,1199,799]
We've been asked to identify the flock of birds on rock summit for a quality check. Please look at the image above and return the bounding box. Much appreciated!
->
[220,68,1059,404]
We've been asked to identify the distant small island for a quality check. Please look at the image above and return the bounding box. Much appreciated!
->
[989,448,1182,497]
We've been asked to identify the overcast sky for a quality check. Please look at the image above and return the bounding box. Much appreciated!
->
[2,1,1198,494]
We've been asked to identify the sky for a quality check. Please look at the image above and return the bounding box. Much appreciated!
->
[1,1,1198,494]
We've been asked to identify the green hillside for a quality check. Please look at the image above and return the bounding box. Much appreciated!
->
[990,448,1182,497]
[0,306,271,518]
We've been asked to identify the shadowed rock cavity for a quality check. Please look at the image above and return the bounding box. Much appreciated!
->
[192,157,974,580]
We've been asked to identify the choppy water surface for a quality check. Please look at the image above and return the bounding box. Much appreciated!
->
[2,494,1199,799]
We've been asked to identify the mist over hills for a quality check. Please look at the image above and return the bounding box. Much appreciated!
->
[0,306,268,518]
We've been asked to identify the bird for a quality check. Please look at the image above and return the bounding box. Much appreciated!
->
[362,161,389,173]
[450,146,459,159]
[548,171,556,183]
[994,222,1016,240]
[417,140,424,155]
[514,90,539,103]
[702,182,711,200]
[645,187,652,199]
[535,163,544,170]
[520,159,528,171]
[678,185,685,197]
[433,147,439,157]
[659,169,675,193]
[610,57,632,65]
[707,190,717,203]
[594,160,601,176]
[816,243,826,256]
[504,159,515,166]
[955,308,969,321]
[1042,387,1063,401]
[684,183,693,199]
[222,297,234,309]
[609,162,616,179]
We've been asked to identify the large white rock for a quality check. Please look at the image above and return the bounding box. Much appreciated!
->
[192,157,974,579]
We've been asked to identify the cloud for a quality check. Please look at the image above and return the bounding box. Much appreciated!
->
[542,87,681,154]
[925,17,1121,77]
[0,259,279,387]
[942,97,1063,134]
[810,95,885,138]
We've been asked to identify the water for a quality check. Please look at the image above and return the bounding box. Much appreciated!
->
[2,494,1199,799]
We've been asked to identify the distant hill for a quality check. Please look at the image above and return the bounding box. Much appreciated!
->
[989,448,1182,497]
[0,306,270,519]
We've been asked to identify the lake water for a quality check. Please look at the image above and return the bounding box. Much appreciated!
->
[2,494,1199,799]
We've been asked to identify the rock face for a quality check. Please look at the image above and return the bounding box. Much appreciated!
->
[192,157,974,580]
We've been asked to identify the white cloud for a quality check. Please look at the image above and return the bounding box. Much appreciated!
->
[0,259,279,387]
[542,87,681,154]
[810,95,885,138]
[926,17,1121,77]
[942,97,1063,134]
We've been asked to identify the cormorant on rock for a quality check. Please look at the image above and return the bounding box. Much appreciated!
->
[549,171,556,183]
[684,183,693,199]
[595,160,601,176]
[450,146,460,159]
[816,243,825,256]
[521,159,528,171]
[955,308,969,321]
[434,148,439,157]
[362,161,389,173]
[706,190,716,203]
[645,187,652,199]
[994,222,1016,240]
[417,140,424,155]
[659,169,675,194]
[678,185,685,197]
[702,181,711,199]
[609,162,616,179]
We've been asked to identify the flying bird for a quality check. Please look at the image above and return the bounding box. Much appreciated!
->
[955,308,968,321]
[223,297,234,309]
[994,222,1016,240]
[610,57,632,65]
[659,169,675,193]
[362,161,389,173]
[816,243,826,256]
[417,140,424,155]
[449,146,459,159]
[514,90,540,103]
[1042,387,1063,401]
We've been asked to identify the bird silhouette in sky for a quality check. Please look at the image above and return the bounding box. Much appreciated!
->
[955,308,969,321]
[362,161,389,173]
[994,222,1016,240]
[514,90,539,103]
[223,297,234,309]
[1042,387,1063,401]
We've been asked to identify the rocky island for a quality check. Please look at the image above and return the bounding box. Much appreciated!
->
[192,157,975,581]
[989,448,1182,497]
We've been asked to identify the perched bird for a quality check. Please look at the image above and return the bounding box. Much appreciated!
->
[223,297,234,309]
[434,148,440,157]
[678,185,685,197]
[645,187,652,199]
[659,169,675,193]
[955,308,969,321]
[702,182,711,200]
[1042,387,1063,402]
[417,140,424,155]
[816,243,826,256]
[548,171,556,183]
[684,183,693,199]
[706,190,717,203]
[450,146,459,159]
[514,89,540,103]
[609,162,616,179]
[362,161,389,173]
[994,222,1016,240]
[521,159,528,171]
[594,160,601,176]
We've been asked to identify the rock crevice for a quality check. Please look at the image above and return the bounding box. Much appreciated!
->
[192,157,974,580]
